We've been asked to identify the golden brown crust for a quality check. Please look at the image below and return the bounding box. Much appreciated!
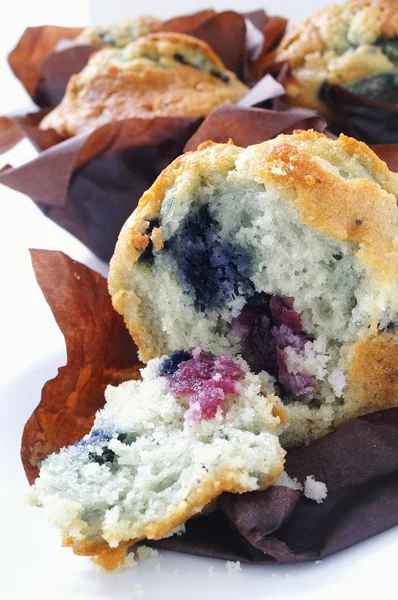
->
[40,32,248,137]
[110,131,398,326]
[109,142,240,361]
[109,131,398,430]
[60,454,284,571]
[245,131,398,283]
[109,132,398,362]
[76,16,162,48]
[346,332,398,411]
[275,0,398,114]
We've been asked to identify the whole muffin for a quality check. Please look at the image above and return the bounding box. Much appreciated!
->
[40,32,249,138]
[109,130,398,448]
[28,348,285,570]
[275,0,398,115]
[75,15,162,48]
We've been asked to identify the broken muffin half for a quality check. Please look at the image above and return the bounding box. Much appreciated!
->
[28,349,285,570]
[109,130,398,447]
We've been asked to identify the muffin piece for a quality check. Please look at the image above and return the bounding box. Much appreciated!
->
[28,349,285,570]
[109,130,398,448]
[275,0,398,115]
[40,32,249,138]
[75,16,162,48]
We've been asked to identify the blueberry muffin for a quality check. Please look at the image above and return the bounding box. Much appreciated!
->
[75,15,162,48]
[275,0,398,114]
[109,130,398,448]
[39,32,249,138]
[28,349,285,570]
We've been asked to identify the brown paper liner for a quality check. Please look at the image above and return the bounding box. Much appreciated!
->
[0,117,24,153]
[170,10,247,78]
[321,83,398,145]
[260,61,398,146]
[23,250,398,563]
[8,26,83,104]
[185,105,398,171]
[371,144,398,172]
[1,9,287,157]
[3,109,61,153]
[35,44,96,107]
[0,77,293,261]
[249,16,288,81]
[0,116,201,261]
[185,105,328,150]
[2,103,396,265]
[7,10,286,111]
[21,250,141,484]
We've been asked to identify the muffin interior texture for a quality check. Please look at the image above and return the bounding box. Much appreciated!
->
[133,176,367,408]
[29,351,284,550]
[111,133,398,446]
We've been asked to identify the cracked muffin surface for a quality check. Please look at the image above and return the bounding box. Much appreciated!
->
[40,32,248,138]
[75,15,162,48]
[275,0,398,115]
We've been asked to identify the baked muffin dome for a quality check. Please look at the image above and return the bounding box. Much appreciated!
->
[40,32,249,138]
[75,15,162,48]
[275,0,398,114]
[109,130,398,448]
[28,349,285,570]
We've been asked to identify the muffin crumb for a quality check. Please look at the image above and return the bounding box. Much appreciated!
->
[225,561,242,574]
[304,475,328,503]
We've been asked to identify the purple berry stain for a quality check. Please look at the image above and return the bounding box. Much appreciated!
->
[160,348,245,423]
[232,295,314,399]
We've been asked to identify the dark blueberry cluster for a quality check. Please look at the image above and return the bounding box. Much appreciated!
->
[246,291,271,308]
[77,429,141,466]
[173,53,190,65]
[233,296,315,399]
[75,429,112,448]
[97,31,115,45]
[347,73,398,104]
[139,218,160,263]
[158,349,191,375]
[210,69,230,83]
[378,320,398,332]
[165,204,253,311]
[88,447,116,465]
[117,431,139,444]
[336,36,398,104]
[172,53,230,83]
[374,36,398,64]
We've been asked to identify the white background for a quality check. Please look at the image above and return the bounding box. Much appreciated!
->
[0,2,396,599]
[88,0,342,24]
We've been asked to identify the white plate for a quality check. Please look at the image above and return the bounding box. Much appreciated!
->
[1,348,397,600]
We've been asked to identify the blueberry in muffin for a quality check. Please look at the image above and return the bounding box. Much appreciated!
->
[109,130,398,448]
[28,349,285,569]
[75,15,162,48]
[275,0,398,115]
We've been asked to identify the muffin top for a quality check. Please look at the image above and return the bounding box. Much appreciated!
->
[39,32,249,137]
[110,130,398,291]
[276,0,398,111]
[75,15,162,48]
[77,31,232,84]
